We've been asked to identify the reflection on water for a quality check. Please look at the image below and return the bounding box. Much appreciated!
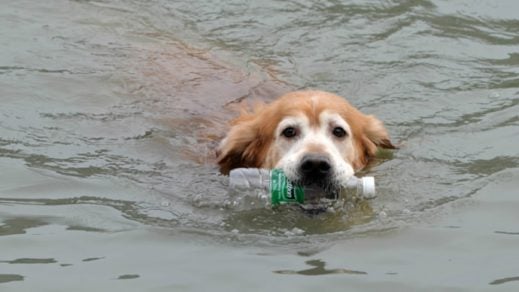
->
[494,230,519,235]
[117,274,140,280]
[0,274,24,284]
[274,259,367,276]
[0,258,57,264]
[0,218,48,236]
[490,276,519,285]
[82,257,105,262]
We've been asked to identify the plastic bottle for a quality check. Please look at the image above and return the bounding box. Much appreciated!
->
[227,168,375,211]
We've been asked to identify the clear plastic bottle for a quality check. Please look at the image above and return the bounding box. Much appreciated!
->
[227,168,375,211]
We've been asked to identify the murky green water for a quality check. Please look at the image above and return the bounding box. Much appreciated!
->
[1,0,518,291]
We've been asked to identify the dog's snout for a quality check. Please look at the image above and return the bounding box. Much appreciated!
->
[299,154,331,182]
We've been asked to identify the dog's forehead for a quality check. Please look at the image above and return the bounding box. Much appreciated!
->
[274,94,352,126]
[277,114,308,128]
[319,110,348,125]
[277,108,347,128]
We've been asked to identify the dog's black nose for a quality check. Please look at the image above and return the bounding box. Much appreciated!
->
[299,154,331,183]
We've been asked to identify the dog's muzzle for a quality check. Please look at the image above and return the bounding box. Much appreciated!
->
[299,154,332,184]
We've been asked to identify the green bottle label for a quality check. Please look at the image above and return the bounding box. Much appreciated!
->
[270,169,305,206]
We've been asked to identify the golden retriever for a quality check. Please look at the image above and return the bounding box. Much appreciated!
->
[217,90,395,190]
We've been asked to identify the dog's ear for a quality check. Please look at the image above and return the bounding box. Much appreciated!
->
[353,115,396,170]
[364,115,396,150]
[216,114,271,175]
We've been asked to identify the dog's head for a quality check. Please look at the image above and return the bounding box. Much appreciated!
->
[217,90,395,189]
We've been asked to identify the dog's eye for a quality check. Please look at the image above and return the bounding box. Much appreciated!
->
[332,127,347,138]
[281,127,297,138]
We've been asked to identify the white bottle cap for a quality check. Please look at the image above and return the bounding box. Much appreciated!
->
[361,176,376,199]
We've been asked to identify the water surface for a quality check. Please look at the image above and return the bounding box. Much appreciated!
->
[1,0,518,291]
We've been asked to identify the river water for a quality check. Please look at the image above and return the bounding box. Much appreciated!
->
[1,0,518,291]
